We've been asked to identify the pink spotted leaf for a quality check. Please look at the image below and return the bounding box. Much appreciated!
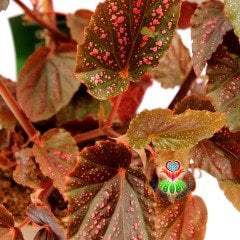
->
[75,0,180,100]
[32,128,78,195]
[191,128,240,182]
[191,0,232,75]
[207,44,240,132]
[156,194,207,240]
[65,140,156,239]
[17,44,80,122]
[66,9,93,44]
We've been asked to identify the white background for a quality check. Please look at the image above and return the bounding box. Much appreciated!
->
[0,1,239,239]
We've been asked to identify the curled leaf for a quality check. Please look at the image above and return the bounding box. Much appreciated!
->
[219,180,240,211]
[191,0,232,75]
[127,108,226,150]
[66,9,93,44]
[17,44,80,122]
[13,148,41,190]
[75,0,180,99]
[66,140,155,240]
[27,204,65,240]
[151,33,192,88]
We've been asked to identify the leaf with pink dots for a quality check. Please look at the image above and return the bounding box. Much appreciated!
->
[75,0,180,100]
[65,140,156,240]
[191,0,232,75]
[32,128,79,195]
[191,128,240,182]
[156,195,207,240]
[207,44,240,132]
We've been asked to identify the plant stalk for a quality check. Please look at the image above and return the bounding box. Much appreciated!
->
[0,77,40,143]
[13,0,71,43]
[75,128,105,144]
[105,93,123,127]
[168,67,197,110]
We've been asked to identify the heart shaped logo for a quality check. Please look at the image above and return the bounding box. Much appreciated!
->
[166,161,180,173]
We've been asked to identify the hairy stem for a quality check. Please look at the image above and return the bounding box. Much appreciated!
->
[0,77,40,143]
[105,93,123,127]
[75,128,104,144]
[13,0,71,43]
[168,68,197,110]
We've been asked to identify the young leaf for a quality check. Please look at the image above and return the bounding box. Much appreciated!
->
[32,128,78,194]
[174,95,215,114]
[0,204,24,240]
[224,0,240,41]
[192,128,240,182]
[75,0,180,100]
[219,180,240,211]
[207,45,240,132]
[66,9,93,44]
[65,140,155,240]
[13,148,41,190]
[127,108,226,150]
[156,195,207,240]
[0,0,9,11]
[151,33,192,88]
[0,76,17,129]
[17,44,80,122]
[110,74,152,123]
[27,204,65,240]
[191,0,232,75]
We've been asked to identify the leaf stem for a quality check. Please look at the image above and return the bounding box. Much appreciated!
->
[13,0,71,43]
[105,93,123,128]
[168,67,196,110]
[74,128,104,144]
[0,77,40,143]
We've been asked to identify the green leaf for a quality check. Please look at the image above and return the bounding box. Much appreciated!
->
[127,108,226,150]
[13,148,42,190]
[224,0,240,41]
[27,204,65,240]
[0,0,9,11]
[191,0,232,75]
[192,128,240,182]
[156,195,207,240]
[151,33,192,88]
[0,204,24,240]
[174,95,215,114]
[32,128,78,194]
[65,140,155,240]
[219,180,240,211]
[0,76,17,129]
[17,44,80,122]
[56,86,111,125]
[75,0,180,100]
[207,45,240,132]
[66,9,93,44]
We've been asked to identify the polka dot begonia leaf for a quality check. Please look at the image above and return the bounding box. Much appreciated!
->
[75,0,180,100]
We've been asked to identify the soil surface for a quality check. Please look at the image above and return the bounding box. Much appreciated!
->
[0,169,31,221]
